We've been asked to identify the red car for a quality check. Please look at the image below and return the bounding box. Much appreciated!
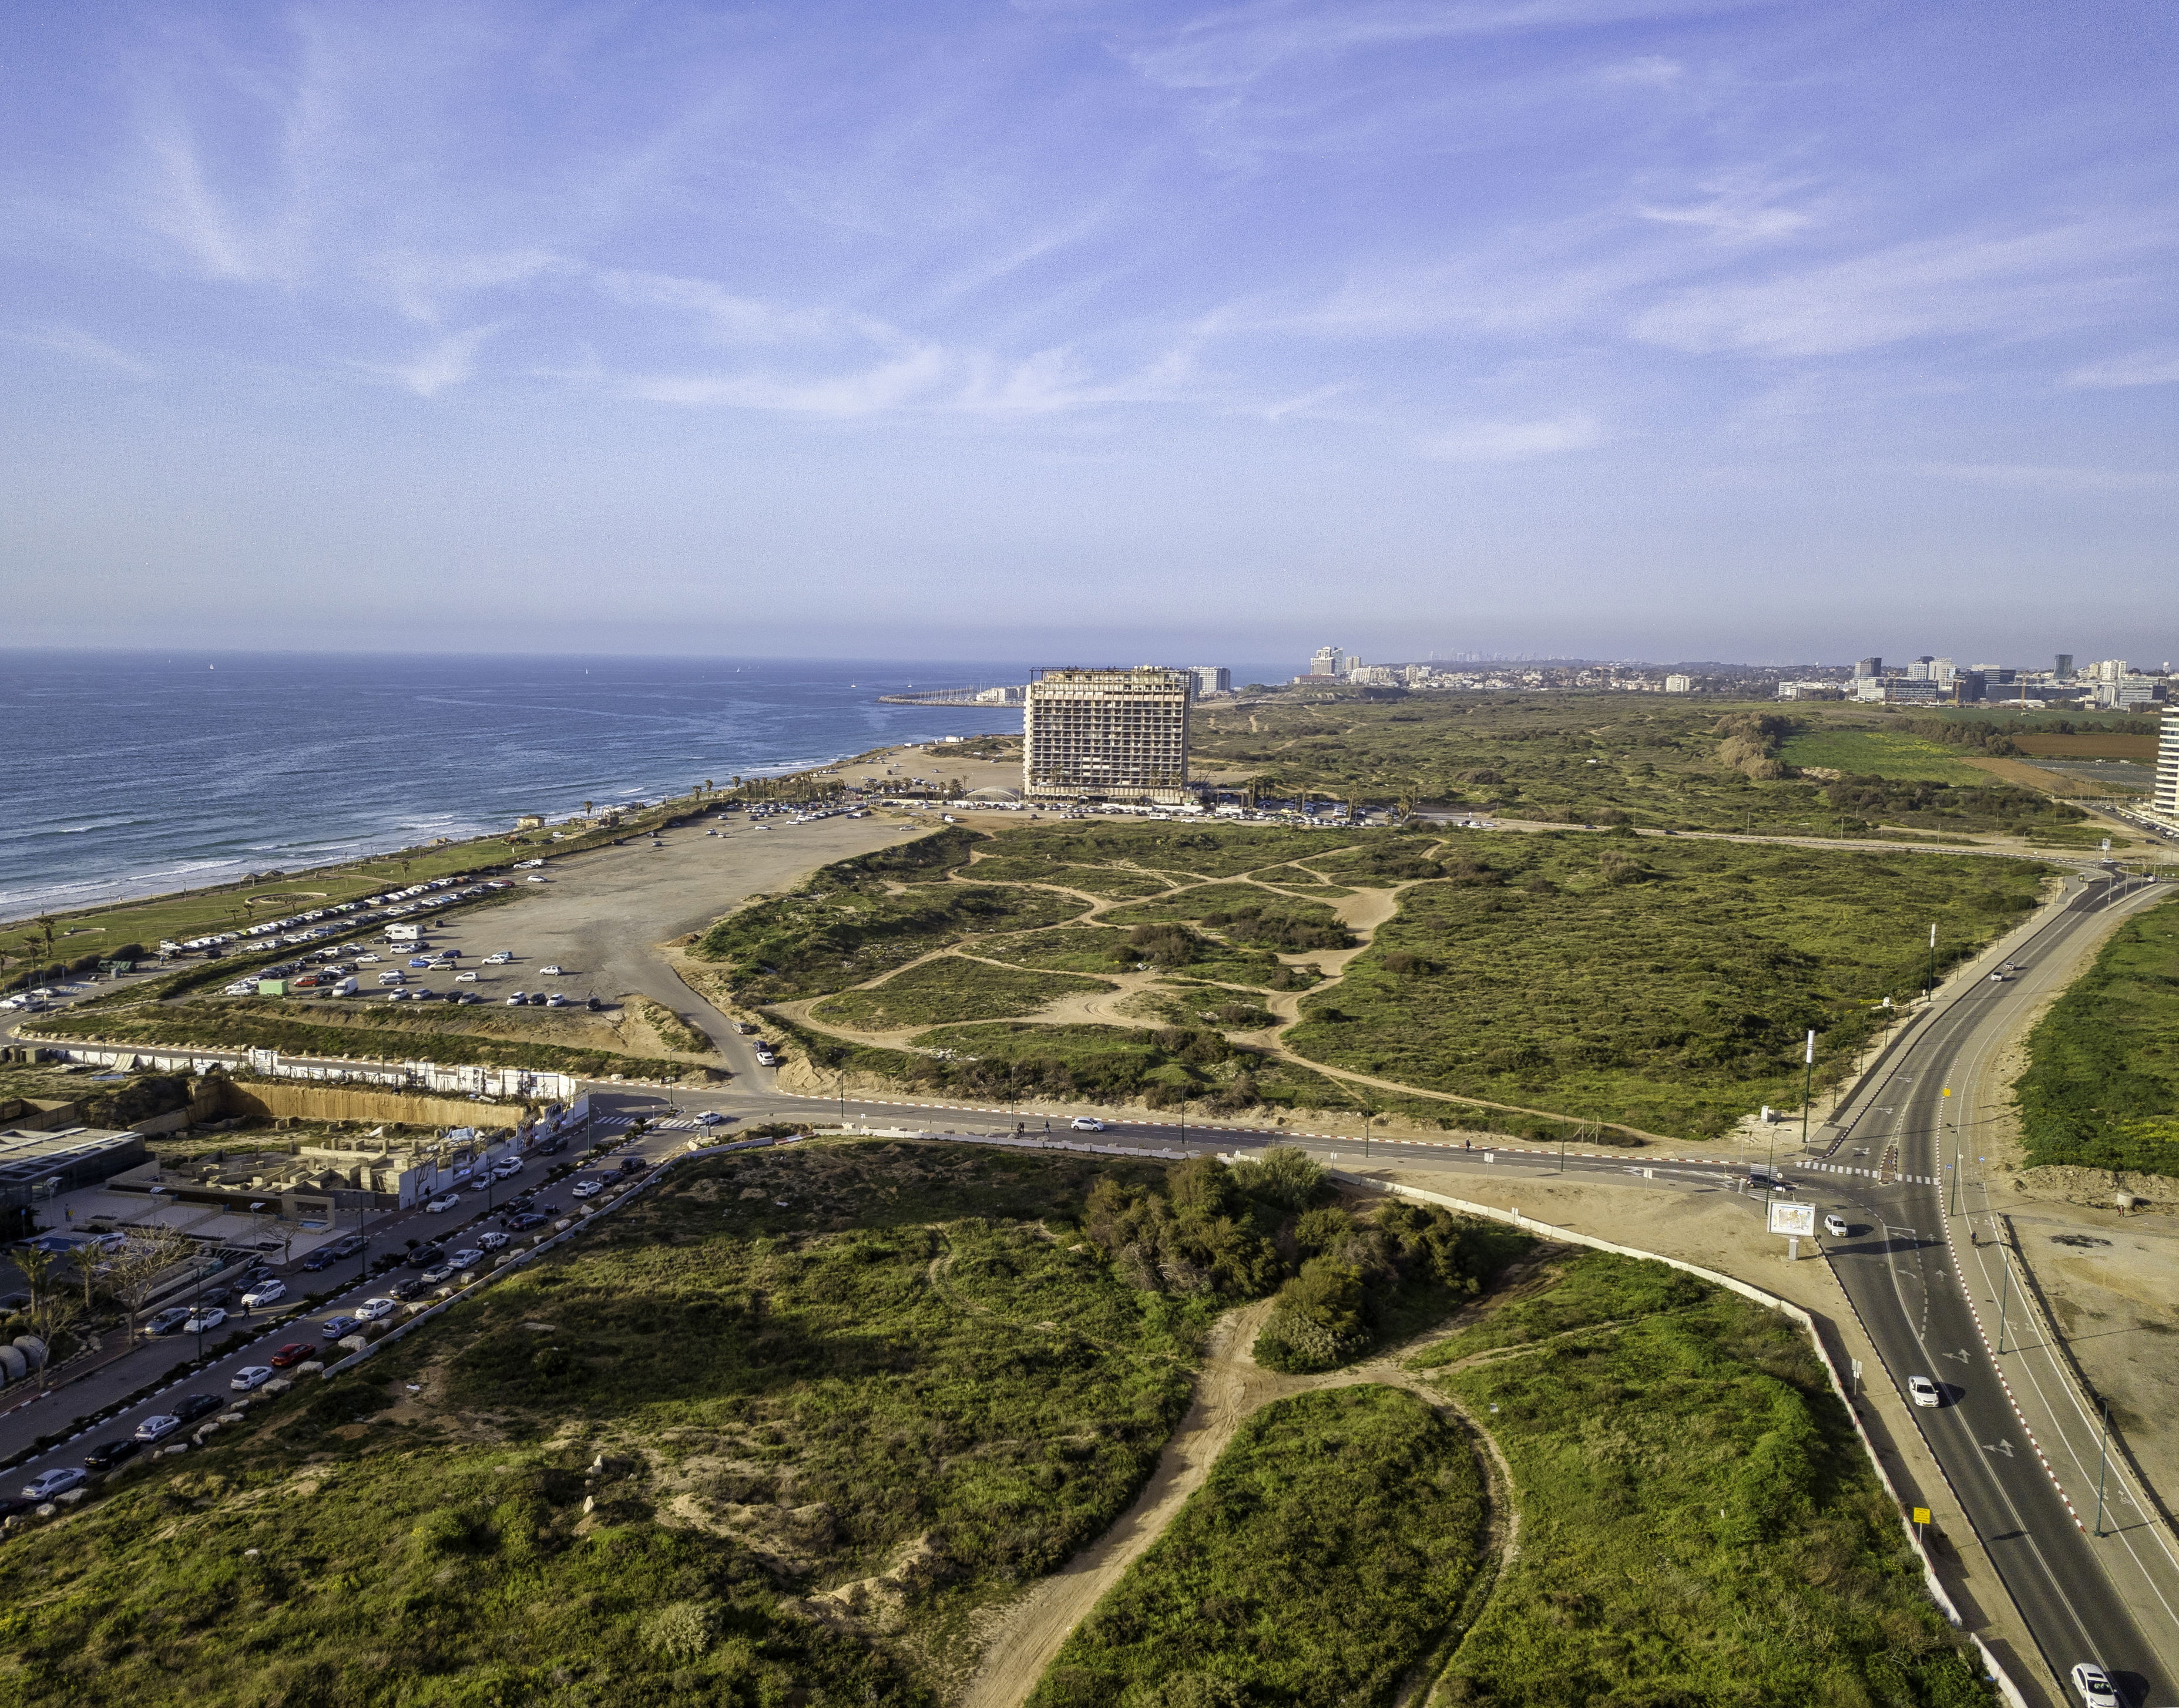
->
[267,1341,315,1369]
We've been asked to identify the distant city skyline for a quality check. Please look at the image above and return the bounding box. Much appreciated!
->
[0,4,2173,661]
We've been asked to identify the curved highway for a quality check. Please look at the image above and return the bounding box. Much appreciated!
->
[1824,872,2179,1707]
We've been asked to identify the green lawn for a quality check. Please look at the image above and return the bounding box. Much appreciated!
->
[2015,893,2179,1176]
[810,957,1115,1029]
[1426,1252,1992,1707]
[1029,1387,1488,1708]
[1285,835,2046,1139]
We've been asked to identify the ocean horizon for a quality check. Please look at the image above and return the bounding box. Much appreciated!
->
[1,649,1089,922]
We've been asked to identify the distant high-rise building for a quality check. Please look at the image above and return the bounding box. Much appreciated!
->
[1023,667,1194,804]
[1663,674,1694,693]
[2055,654,2075,679]
[1310,645,1349,678]
[1187,665,1231,697]
[1855,657,1882,678]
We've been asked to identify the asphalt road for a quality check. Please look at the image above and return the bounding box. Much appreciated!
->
[1825,872,2179,1706]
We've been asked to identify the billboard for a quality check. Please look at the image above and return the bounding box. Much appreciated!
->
[1767,1201,1816,1237]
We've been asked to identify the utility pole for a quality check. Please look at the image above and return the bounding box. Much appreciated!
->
[2093,1397,2113,1536]
[1801,1030,1815,1155]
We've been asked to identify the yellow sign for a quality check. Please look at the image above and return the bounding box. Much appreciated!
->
[1911,1507,1931,1525]
[1941,1088,1952,1098]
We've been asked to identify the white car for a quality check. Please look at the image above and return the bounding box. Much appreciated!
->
[1908,1375,1941,1408]
[355,953,380,964]
[424,1195,461,1213]
[1823,1214,1848,1239]
[477,1230,511,1251]
[694,1110,724,1126]
[572,1180,604,1199]
[540,964,564,976]
[526,876,546,884]
[133,1414,182,1443]
[2071,1663,2120,1708]
[1070,1117,1106,1132]
[183,1307,227,1334]
[22,1467,86,1500]
[230,1365,274,1391]
[485,951,512,964]
[239,1280,287,1308]
[455,970,478,982]
[354,1297,397,1322]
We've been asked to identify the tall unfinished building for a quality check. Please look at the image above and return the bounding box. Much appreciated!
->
[1023,666,1194,803]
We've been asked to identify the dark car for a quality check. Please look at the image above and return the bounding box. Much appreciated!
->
[171,1394,222,1424]
[387,1278,427,1302]
[503,1213,548,1232]
[267,1341,314,1368]
[327,1235,365,1259]
[534,1137,567,1155]
[197,1286,231,1310]
[145,1307,192,1337]
[405,1246,446,1269]
[300,1247,341,1272]
[83,1438,141,1471]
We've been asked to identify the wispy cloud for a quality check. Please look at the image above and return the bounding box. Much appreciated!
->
[15,324,156,376]
[2063,346,2179,389]
[1422,412,1603,459]
[1630,220,2168,357]
[1923,462,2172,493]
[361,324,503,397]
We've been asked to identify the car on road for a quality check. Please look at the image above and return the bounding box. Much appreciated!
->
[134,1414,183,1443]
[421,1262,456,1284]
[354,1297,398,1322]
[268,1341,315,1367]
[230,1365,274,1391]
[197,1286,232,1309]
[2071,1663,2120,1708]
[182,1306,226,1334]
[240,1280,287,1307]
[82,1439,140,1470]
[504,1212,548,1232]
[300,1246,343,1272]
[753,1049,777,1067]
[1069,1117,1106,1132]
[424,1195,461,1213]
[318,1314,359,1340]
[506,991,527,1006]
[449,1248,484,1269]
[172,1394,222,1425]
[485,950,512,963]
[1908,1375,1942,1408]
[540,964,564,976]
[694,1110,724,1126]
[572,1179,604,1199]
[455,970,478,982]
[22,1468,86,1501]
[1823,1214,1849,1239]
[545,992,567,1007]
[406,1245,446,1268]
[388,1278,428,1301]
[477,1229,510,1250]
[491,1159,522,1179]
[145,1307,191,1337]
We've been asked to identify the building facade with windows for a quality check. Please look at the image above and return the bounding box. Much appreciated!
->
[1023,667,1194,803]
[2154,704,2179,825]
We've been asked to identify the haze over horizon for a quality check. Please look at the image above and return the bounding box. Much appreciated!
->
[2,2,2173,667]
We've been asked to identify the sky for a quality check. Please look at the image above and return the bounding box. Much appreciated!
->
[0,0,2174,670]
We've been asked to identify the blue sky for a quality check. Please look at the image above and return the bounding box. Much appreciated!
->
[1,1,2173,668]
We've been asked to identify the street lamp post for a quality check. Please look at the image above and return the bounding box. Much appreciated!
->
[1944,1088,1958,1216]
[1996,1237,2012,1356]
[2093,1398,2113,1536]
[1801,1030,1815,1156]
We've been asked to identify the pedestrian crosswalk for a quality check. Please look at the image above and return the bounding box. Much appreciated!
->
[1804,1161,1938,1185]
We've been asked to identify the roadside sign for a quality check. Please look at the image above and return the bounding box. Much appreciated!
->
[1911,1507,1930,1525]
[1768,1201,1817,1238]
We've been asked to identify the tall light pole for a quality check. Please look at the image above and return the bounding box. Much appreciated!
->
[1944,1087,1958,1216]
[1926,922,1937,1004]
[1996,1236,2012,1356]
[2093,1398,2113,1536]
[1800,1030,1816,1156]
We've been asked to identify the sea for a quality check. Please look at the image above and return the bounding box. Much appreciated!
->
[0,651,1054,922]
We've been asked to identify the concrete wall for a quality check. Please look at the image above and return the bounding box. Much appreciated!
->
[207,1080,519,1130]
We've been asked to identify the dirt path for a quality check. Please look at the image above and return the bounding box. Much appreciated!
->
[959,1287,1526,1708]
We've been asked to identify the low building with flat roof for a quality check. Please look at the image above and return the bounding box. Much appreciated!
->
[0,1125,148,1210]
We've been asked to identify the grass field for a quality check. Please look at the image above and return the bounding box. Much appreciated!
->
[810,958,1115,1029]
[1029,1386,1488,1708]
[1425,1252,1993,1707]
[1190,695,2084,836]
[2015,893,2179,1176]
[1774,729,1993,784]
[0,1144,1227,1705]
[1285,835,2046,1138]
